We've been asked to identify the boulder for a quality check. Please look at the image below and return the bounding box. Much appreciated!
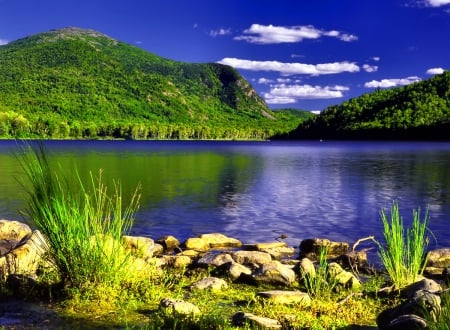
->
[0,220,32,241]
[232,250,272,265]
[183,237,209,252]
[377,278,442,329]
[156,235,180,251]
[243,241,287,251]
[0,230,49,279]
[253,260,296,286]
[199,233,242,248]
[191,277,228,291]
[161,255,192,268]
[328,262,361,289]
[232,311,281,329]
[426,248,450,268]
[160,298,200,316]
[256,290,311,307]
[299,238,349,259]
[197,252,234,267]
[217,261,252,280]
[298,257,316,278]
[261,246,296,260]
[122,235,155,258]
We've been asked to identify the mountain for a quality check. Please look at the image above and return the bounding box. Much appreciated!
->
[0,27,302,139]
[286,71,450,140]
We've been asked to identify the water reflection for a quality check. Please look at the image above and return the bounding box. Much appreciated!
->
[0,141,449,251]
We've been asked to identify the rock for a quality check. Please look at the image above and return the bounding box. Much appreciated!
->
[232,250,272,265]
[426,248,450,268]
[328,262,361,289]
[162,255,192,268]
[334,250,369,270]
[261,246,296,260]
[122,235,155,258]
[191,277,228,291]
[243,241,287,251]
[0,239,21,257]
[183,237,209,252]
[386,314,427,330]
[176,249,200,258]
[400,278,442,299]
[232,311,281,329]
[299,238,349,259]
[256,290,311,306]
[156,235,180,251]
[160,298,200,316]
[0,220,32,241]
[253,260,296,286]
[298,257,316,277]
[377,279,442,329]
[0,230,49,279]
[197,252,234,267]
[217,261,252,280]
[199,233,242,248]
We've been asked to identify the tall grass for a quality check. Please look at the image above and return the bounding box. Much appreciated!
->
[376,201,429,289]
[300,247,337,297]
[19,144,141,291]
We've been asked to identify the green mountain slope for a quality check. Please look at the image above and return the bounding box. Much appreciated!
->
[287,71,450,140]
[0,27,302,139]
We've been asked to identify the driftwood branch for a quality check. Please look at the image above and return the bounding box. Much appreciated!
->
[352,236,375,253]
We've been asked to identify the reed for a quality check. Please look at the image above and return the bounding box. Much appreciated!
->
[19,143,141,291]
[376,201,429,289]
[300,247,337,297]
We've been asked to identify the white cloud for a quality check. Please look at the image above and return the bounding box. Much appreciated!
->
[264,84,349,104]
[0,38,8,45]
[257,78,274,84]
[372,56,381,61]
[363,64,378,73]
[234,24,358,44]
[217,58,360,75]
[423,0,450,7]
[364,76,421,88]
[209,28,231,38]
[426,67,445,75]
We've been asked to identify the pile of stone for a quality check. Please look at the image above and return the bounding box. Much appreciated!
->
[1,219,450,328]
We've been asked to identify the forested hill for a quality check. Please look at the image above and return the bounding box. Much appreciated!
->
[0,27,303,140]
[286,71,450,140]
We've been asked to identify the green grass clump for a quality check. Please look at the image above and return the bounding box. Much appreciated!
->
[376,201,429,289]
[19,144,142,292]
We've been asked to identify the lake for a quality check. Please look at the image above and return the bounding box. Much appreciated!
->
[1,140,450,256]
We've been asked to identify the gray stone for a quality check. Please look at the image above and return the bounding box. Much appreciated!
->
[223,261,252,280]
[191,277,228,291]
[256,290,311,306]
[400,278,442,299]
[261,246,296,260]
[386,314,427,330]
[243,241,287,251]
[253,260,296,286]
[232,311,281,329]
[232,250,272,265]
[160,298,200,316]
[328,262,361,289]
[298,257,316,277]
[197,252,234,267]
[162,255,192,268]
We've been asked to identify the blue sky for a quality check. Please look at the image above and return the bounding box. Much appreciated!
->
[1,0,449,111]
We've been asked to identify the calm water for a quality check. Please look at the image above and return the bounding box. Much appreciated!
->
[1,140,450,253]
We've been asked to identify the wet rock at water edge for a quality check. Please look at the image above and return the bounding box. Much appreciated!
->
[156,235,180,251]
[299,238,350,259]
[183,237,209,252]
[199,233,242,248]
